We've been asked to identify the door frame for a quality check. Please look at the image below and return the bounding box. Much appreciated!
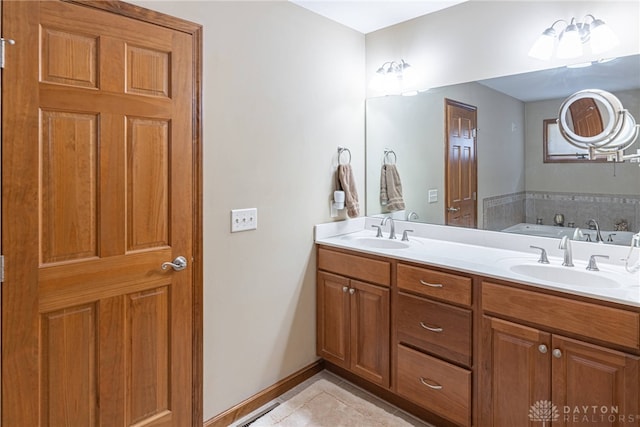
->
[444,98,478,228]
[1,1,204,424]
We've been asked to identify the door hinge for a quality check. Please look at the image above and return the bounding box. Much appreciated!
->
[0,255,4,283]
[472,128,477,138]
[0,38,16,69]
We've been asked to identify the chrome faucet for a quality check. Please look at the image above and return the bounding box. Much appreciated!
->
[407,211,419,221]
[381,217,396,239]
[587,219,604,242]
[559,236,574,267]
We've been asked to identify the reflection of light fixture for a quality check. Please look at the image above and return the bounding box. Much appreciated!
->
[370,59,416,94]
[529,15,619,61]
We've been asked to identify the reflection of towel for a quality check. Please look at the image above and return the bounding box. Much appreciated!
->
[338,164,360,218]
[380,164,405,211]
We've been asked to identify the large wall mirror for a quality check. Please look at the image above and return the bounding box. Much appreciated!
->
[365,54,640,245]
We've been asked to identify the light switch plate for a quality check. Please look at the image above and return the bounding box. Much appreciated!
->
[428,189,438,203]
[231,208,258,232]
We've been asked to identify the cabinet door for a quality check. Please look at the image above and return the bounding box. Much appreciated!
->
[481,316,551,427]
[350,280,390,387]
[552,335,640,427]
[317,271,350,368]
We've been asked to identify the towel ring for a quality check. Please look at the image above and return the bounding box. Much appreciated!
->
[383,149,397,165]
[338,146,351,165]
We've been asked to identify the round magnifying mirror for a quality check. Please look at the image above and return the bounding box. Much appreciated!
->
[558,89,639,152]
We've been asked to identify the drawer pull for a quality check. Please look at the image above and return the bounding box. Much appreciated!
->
[419,377,443,390]
[419,322,443,333]
[419,279,443,288]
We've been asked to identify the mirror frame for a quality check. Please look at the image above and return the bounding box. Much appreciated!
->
[543,118,606,163]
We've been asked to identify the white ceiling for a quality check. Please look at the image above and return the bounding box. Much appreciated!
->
[289,0,467,34]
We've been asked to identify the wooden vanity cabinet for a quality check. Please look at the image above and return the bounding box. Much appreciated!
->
[395,262,474,427]
[317,248,391,387]
[481,282,640,427]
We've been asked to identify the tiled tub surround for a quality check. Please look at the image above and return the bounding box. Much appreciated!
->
[315,217,640,307]
[483,191,640,232]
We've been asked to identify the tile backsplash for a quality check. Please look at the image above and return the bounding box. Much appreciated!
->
[484,191,640,232]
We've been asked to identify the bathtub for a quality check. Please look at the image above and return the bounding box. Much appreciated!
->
[501,223,636,246]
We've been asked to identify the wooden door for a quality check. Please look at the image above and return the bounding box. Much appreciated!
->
[569,97,604,137]
[349,280,389,387]
[316,271,350,369]
[445,99,477,228]
[480,317,551,427]
[552,335,639,427]
[2,2,202,426]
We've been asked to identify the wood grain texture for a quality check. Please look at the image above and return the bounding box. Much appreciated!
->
[397,262,472,307]
[3,2,203,426]
[482,281,640,350]
[316,271,350,368]
[479,316,551,427]
[318,247,391,286]
[552,335,639,427]
[396,344,471,426]
[350,280,390,387]
[396,292,472,366]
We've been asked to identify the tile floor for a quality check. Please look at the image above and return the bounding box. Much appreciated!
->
[231,370,436,427]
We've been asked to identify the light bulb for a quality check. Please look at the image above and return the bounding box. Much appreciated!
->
[528,28,556,60]
[589,19,620,54]
[557,23,582,59]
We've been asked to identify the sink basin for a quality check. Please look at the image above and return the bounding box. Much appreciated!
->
[509,264,622,289]
[350,237,410,250]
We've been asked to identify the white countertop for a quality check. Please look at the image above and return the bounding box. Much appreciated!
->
[315,218,640,308]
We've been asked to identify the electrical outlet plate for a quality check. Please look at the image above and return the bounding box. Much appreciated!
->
[428,189,438,203]
[231,208,258,232]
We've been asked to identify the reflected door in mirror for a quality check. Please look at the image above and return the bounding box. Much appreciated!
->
[568,97,604,137]
[445,99,477,228]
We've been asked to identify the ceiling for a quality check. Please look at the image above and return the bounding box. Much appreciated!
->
[478,55,640,102]
[289,0,467,34]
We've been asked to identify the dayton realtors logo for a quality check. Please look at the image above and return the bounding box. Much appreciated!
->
[529,401,639,424]
[529,400,560,426]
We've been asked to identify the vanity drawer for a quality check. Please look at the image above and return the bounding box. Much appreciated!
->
[397,263,472,307]
[397,293,472,366]
[318,247,390,287]
[482,281,640,350]
[396,344,471,427]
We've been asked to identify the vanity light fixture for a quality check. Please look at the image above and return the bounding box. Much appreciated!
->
[528,14,619,61]
[370,59,416,95]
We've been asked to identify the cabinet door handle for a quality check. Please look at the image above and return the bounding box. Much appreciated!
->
[538,344,548,354]
[419,279,443,288]
[552,349,562,358]
[342,286,349,293]
[419,377,443,390]
[349,288,355,295]
[420,322,443,333]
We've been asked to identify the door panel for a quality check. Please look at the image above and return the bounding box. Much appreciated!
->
[482,316,551,427]
[316,271,350,367]
[2,2,201,425]
[552,335,639,427]
[350,280,389,387]
[445,99,477,228]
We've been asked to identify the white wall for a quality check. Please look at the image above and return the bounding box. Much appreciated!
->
[129,0,365,421]
[366,1,640,97]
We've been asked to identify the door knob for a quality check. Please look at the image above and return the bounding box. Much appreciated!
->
[162,256,188,271]
[538,344,548,354]
[552,349,562,358]
[447,207,460,212]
